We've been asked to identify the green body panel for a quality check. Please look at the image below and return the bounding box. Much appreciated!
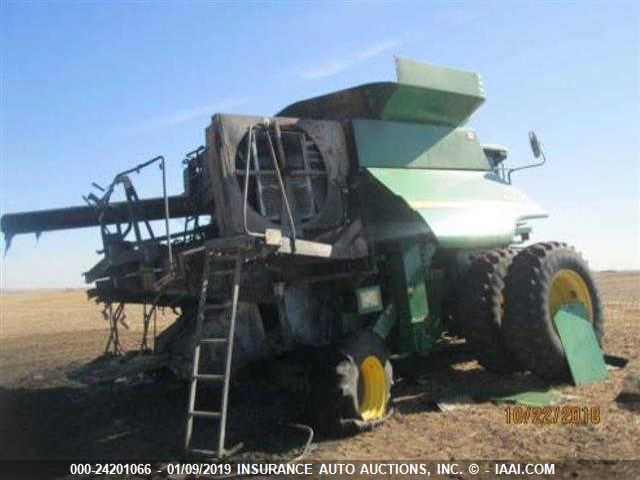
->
[554,304,609,385]
[386,57,485,126]
[372,304,396,339]
[344,243,444,355]
[366,259,445,355]
[395,57,484,98]
[279,59,484,127]
[365,168,547,248]
[353,119,489,170]
[385,244,434,355]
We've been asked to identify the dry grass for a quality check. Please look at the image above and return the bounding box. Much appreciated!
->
[0,288,176,337]
[0,289,175,386]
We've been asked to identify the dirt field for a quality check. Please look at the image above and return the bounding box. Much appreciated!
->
[0,273,638,464]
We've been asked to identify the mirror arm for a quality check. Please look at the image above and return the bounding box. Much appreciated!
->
[506,151,546,184]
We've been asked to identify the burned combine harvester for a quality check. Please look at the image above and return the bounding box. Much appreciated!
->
[1,58,603,457]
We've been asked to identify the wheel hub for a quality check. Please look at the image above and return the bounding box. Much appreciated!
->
[358,355,387,421]
[548,269,593,320]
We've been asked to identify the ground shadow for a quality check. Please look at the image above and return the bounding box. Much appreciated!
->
[0,367,312,461]
[391,340,553,415]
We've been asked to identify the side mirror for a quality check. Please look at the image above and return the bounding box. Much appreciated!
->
[529,131,542,158]
[507,131,547,184]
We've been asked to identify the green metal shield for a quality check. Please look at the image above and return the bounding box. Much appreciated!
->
[554,304,608,385]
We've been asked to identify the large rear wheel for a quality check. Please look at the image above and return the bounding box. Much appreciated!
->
[458,248,521,372]
[502,242,603,381]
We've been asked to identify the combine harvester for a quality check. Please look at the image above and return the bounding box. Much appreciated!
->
[1,58,603,457]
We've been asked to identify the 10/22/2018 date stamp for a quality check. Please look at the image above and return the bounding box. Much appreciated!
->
[505,405,601,425]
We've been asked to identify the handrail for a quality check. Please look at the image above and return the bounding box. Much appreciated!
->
[94,155,173,269]
[242,125,266,238]
[241,120,298,244]
[157,156,173,269]
[264,120,297,241]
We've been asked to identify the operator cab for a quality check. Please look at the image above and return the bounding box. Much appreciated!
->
[482,144,509,169]
[482,144,509,182]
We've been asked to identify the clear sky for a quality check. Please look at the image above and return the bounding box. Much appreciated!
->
[1,1,638,288]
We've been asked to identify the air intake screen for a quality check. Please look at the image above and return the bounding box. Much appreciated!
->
[235,127,328,224]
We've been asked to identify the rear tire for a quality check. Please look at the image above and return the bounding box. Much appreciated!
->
[458,248,521,373]
[309,330,393,435]
[502,242,603,381]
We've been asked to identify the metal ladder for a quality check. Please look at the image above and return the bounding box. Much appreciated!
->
[184,247,244,458]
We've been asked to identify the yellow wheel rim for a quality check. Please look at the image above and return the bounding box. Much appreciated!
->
[358,355,387,421]
[548,269,593,320]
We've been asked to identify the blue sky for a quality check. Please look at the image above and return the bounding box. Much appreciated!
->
[1,1,638,288]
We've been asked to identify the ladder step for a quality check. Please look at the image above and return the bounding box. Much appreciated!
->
[188,448,217,457]
[188,444,244,459]
[200,338,228,344]
[194,373,224,381]
[190,410,221,419]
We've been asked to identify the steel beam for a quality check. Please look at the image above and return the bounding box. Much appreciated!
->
[1,196,211,237]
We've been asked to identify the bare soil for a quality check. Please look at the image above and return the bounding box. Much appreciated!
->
[0,273,638,463]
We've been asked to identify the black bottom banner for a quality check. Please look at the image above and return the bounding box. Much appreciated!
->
[1,460,638,480]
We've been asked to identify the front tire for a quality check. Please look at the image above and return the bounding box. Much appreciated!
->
[458,248,521,373]
[502,242,604,381]
[309,330,393,435]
